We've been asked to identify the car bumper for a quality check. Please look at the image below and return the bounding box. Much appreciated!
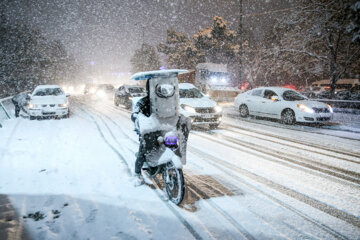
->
[28,107,69,117]
[296,113,333,122]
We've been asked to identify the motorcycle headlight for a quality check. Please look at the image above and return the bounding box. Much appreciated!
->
[214,106,222,113]
[181,104,196,113]
[297,104,314,113]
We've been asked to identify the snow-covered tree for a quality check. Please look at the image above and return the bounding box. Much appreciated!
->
[348,1,360,45]
[0,16,77,98]
[272,0,360,95]
[130,43,160,74]
[193,16,239,64]
[157,29,202,69]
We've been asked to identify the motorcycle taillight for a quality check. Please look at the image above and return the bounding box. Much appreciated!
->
[165,136,178,147]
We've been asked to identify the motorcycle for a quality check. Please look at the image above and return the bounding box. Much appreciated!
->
[131,69,190,205]
[139,129,186,205]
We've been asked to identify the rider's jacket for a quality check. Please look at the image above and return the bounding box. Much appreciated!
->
[131,96,151,123]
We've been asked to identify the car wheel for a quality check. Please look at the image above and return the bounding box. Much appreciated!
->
[281,109,295,125]
[239,104,249,118]
[114,98,119,106]
[30,116,35,120]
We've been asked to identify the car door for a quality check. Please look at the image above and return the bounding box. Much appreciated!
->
[246,89,264,116]
[260,89,281,118]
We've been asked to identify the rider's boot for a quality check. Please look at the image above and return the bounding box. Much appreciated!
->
[133,173,144,187]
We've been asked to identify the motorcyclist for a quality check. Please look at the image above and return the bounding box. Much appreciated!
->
[131,79,151,184]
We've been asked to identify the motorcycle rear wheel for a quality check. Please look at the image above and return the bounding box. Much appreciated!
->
[162,162,185,205]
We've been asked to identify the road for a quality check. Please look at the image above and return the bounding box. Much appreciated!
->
[0,96,359,240]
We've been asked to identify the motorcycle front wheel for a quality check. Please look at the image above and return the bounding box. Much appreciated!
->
[162,162,185,205]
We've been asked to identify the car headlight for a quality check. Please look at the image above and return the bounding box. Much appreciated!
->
[297,104,314,113]
[97,90,106,97]
[59,103,68,107]
[181,104,196,113]
[211,77,218,84]
[327,104,333,113]
[214,106,222,113]
[90,88,96,94]
[28,103,35,109]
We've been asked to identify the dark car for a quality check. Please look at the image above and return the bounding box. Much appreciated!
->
[114,85,146,109]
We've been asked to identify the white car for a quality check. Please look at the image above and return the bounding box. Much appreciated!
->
[234,87,333,124]
[27,85,70,120]
[179,83,222,128]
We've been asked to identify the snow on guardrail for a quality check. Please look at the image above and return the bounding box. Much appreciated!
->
[0,96,12,128]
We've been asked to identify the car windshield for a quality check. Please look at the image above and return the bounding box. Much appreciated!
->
[128,87,145,94]
[33,88,64,96]
[179,88,203,98]
[282,90,307,101]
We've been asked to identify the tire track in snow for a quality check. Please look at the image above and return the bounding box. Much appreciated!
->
[189,146,360,230]
[221,124,360,164]
[193,131,360,187]
[222,122,360,160]
[77,106,132,177]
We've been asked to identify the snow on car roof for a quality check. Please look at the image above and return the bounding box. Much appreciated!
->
[34,85,62,89]
[253,87,298,93]
[130,69,189,81]
[179,83,197,89]
[124,85,144,89]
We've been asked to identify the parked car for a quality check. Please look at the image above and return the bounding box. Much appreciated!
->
[114,85,146,109]
[179,83,222,129]
[234,87,333,124]
[27,85,70,120]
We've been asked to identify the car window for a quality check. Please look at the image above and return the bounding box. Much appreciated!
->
[33,88,64,96]
[251,89,263,96]
[128,87,145,94]
[263,90,278,99]
[179,88,203,98]
[282,90,307,101]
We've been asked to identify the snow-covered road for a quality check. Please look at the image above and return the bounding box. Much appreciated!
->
[0,96,359,240]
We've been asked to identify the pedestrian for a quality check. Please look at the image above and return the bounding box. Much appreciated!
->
[11,95,21,118]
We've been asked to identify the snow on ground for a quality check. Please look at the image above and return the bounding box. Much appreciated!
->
[0,96,359,239]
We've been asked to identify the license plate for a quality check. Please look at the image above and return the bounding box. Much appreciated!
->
[201,114,214,118]
[42,111,55,115]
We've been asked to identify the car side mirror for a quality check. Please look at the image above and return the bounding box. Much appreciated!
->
[271,96,279,102]
[26,94,31,101]
[66,93,70,97]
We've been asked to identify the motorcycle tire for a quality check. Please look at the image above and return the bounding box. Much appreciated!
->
[162,162,185,205]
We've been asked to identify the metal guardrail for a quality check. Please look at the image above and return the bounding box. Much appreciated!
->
[312,99,360,103]
[312,98,360,111]
[0,97,12,128]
